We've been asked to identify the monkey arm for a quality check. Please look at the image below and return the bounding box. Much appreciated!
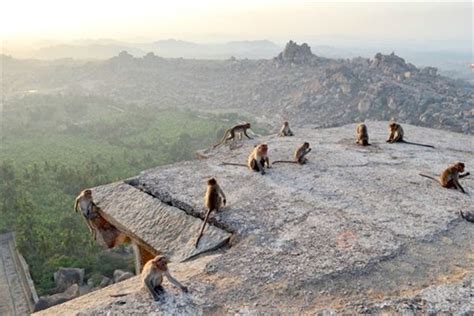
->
[243,130,253,139]
[386,131,395,142]
[256,159,265,174]
[164,271,188,292]
[74,197,80,213]
[218,186,227,205]
[459,172,470,179]
[265,157,271,168]
[143,276,160,300]
[454,180,466,194]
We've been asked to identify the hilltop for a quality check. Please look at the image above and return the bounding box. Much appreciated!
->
[35,122,473,315]
[3,41,473,134]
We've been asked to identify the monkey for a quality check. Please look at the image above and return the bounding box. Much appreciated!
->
[111,255,188,300]
[386,122,435,148]
[142,255,188,300]
[419,162,470,194]
[195,178,226,247]
[74,189,104,240]
[356,123,370,146]
[247,143,271,175]
[74,189,128,247]
[213,123,252,148]
[278,121,294,137]
[273,142,312,165]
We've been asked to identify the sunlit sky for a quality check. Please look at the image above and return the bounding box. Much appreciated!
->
[0,0,472,50]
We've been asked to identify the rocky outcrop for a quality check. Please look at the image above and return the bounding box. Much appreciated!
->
[5,42,472,134]
[33,122,473,315]
[275,40,317,65]
[34,284,80,312]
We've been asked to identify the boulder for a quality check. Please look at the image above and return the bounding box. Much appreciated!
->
[113,269,134,283]
[53,267,84,293]
[34,284,80,312]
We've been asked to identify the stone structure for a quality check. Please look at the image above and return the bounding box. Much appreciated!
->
[0,232,38,315]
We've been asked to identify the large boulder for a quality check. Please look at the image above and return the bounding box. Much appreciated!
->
[113,269,134,283]
[34,284,80,312]
[53,267,84,293]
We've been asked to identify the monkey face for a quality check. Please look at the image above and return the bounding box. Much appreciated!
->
[84,189,92,198]
[245,123,251,128]
[258,144,268,155]
[153,256,168,270]
[389,123,397,131]
[455,162,465,172]
[284,121,289,126]
[303,142,310,148]
[208,178,217,186]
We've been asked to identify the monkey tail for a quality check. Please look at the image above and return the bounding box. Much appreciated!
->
[110,293,132,298]
[220,162,247,167]
[419,173,438,182]
[402,140,435,148]
[272,160,298,164]
[195,208,213,248]
[213,129,230,148]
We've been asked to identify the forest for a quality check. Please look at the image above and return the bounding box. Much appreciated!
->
[0,93,258,294]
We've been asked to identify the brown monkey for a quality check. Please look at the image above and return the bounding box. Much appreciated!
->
[278,121,294,137]
[247,144,271,175]
[386,122,434,148]
[273,142,312,165]
[195,178,227,247]
[74,189,128,247]
[111,255,188,299]
[419,162,470,194]
[142,255,188,300]
[74,189,107,240]
[213,123,252,148]
[356,123,370,146]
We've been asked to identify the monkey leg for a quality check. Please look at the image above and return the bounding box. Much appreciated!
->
[249,159,259,172]
[298,149,311,164]
[442,180,455,189]
[152,285,165,301]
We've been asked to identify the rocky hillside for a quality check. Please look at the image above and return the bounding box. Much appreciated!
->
[2,41,473,133]
[34,122,473,315]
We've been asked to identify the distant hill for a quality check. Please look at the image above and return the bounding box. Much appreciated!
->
[32,44,147,60]
[3,41,473,133]
[30,39,282,60]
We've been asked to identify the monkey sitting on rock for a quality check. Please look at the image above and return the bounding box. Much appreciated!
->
[419,162,470,194]
[386,122,434,148]
[278,121,294,137]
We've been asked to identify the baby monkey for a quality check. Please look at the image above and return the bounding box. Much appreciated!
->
[356,123,370,146]
[419,162,470,194]
[273,142,312,165]
[195,178,227,247]
[386,122,434,148]
[278,121,294,137]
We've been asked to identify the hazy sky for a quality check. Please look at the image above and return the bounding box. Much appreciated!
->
[1,0,472,50]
